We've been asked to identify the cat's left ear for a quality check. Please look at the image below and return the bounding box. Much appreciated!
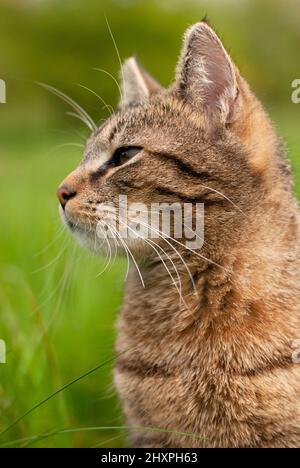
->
[120,57,162,107]
[175,22,239,124]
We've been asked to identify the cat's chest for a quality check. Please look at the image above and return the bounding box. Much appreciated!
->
[113,334,252,446]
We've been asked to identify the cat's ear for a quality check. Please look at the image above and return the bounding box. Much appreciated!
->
[175,22,239,124]
[120,57,162,107]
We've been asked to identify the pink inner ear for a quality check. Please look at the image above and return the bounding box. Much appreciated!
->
[225,88,240,125]
[177,23,237,122]
[199,41,234,106]
[121,57,162,107]
[139,66,162,96]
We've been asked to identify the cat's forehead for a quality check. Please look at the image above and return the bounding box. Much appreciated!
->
[83,95,209,161]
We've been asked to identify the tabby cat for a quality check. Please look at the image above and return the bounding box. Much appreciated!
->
[57,22,300,447]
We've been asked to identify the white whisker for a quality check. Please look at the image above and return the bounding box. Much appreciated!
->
[76,83,114,116]
[47,141,85,157]
[95,228,113,278]
[65,111,94,129]
[107,225,131,281]
[34,225,65,257]
[137,219,197,294]
[92,67,123,108]
[104,16,125,110]
[38,82,96,131]
[32,239,68,274]
[103,218,145,288]
[200,183,246,216]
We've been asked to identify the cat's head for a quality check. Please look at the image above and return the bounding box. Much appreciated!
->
[57,22,285,258]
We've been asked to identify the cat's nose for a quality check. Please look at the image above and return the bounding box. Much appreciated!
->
[56,184,77,209]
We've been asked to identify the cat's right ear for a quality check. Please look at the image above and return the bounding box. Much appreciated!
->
[120,57,162,107]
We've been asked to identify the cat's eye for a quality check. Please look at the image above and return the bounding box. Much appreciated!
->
[110,146,142,167]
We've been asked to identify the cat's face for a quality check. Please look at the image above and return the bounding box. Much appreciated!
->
[57,23,274,258]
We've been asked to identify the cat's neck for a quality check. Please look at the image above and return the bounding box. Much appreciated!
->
[125,198,300,332]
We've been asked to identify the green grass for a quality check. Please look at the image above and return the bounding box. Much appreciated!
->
[0,131,127,447]
[0,105,300,447]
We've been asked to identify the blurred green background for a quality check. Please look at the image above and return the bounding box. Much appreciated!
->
[0,0,300,448]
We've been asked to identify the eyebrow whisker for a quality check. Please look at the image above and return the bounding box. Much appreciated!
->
[37,82,97,132]
[76,83,114,117]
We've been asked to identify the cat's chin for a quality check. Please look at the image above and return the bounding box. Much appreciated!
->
[78,234,151,259]
[59,205,131,257]
[58,206,98,253]
[59,206,155,261]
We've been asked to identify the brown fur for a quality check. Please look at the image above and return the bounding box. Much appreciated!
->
[57,23,300,447]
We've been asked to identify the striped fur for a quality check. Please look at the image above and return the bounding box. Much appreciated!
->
[57,23,300,447]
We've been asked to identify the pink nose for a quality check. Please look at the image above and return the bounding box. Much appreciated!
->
[56,184,77,209]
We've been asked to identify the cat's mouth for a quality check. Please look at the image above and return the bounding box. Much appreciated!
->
[59,206,92,235]
[59,205,119,255]
[64,217,76,231]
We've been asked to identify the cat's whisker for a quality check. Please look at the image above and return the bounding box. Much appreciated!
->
[32,243,68,274]
[180,220,205,248]
[104,16,125,111]
[105,224,119,271]
[47,142,85,157]
[157,228,232,275]
[97,239,112,276]
[102,218,145,288]
[38,82,96,132]
[132,207,227,272]
[142,225,197,303]
[34,247,75,314]
[106,224,131,281]
[136,219,197,294]
[143,237,185,306]
[94,230,108,253]
[46,244,78,330]
[96,221,124,277]
[49,128,87,144]
[92,68,123,108]
[97,207,196,295]
[130,206,205,248]
[76,213,111,275]
[117,217,183,301]
[67,210,105,253]
[65,111,95,129]
[147,238,183,300]
[199,183,246,216]
[95,227,113,278]
[76,83,114,117]
[98,206,231,277]
[95,213,131,280]
[120,217,182,290]
[86,213,93,234]
[34,224,65,257]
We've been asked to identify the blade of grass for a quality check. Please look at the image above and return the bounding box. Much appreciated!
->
[0,350,130,438]
[1,425,207,448]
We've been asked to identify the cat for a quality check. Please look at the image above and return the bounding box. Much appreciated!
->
[57,21,300,448]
